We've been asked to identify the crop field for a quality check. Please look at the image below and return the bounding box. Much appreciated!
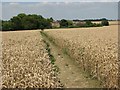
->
[1,24,119,88]
[1,31,62,88]
[44,25,119,88]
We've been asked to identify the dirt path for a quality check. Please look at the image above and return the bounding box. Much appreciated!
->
[41,32,101,88]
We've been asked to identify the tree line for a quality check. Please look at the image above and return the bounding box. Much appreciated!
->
[1,13,109,31]
[2,13,53,31]
[59,18,109,28]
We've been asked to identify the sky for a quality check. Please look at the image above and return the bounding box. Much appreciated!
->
[1,1,119,20]
[1,0,120,2]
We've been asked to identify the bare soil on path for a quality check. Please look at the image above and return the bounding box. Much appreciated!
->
[42,31,101,88]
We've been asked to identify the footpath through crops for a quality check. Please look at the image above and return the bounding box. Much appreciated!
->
[43,25,118,88]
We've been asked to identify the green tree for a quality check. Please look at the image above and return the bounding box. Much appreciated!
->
[42,19,52,29]
[101,19,109,26]
[68,20,73,27]
[60,19,68,28]
[2,21,12,31]
[10,16,22,30]
[8,13,52,30]
[84,20,94,27]
[10,13,26,30]
[85,20,92,25]
[22,14,41,29]
[47,17,54,22]
[22,14,52,30]
[38,19,52,30]
[18,13,26,19]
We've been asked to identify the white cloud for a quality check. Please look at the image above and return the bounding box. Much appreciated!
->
[64,1,71,4]
[41,2,56,6]
[2,2,118,20]
[9,2,19,5]
[42,1,48,5]
[2,0,120,2]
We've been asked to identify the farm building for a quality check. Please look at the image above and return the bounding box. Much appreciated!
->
[51,21,60,28]
[73,20,86,26]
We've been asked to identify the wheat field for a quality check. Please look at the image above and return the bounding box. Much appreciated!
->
[45,25,119,88]
[1,31,62,88]
[1,24,119,88]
